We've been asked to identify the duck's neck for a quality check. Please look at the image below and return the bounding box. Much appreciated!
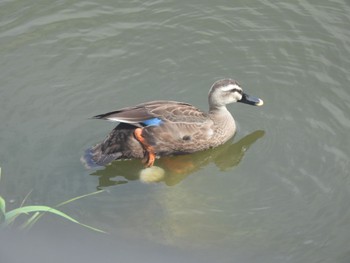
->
[209,105,230,115]
[208,105,236,137]
[209,105,234,122]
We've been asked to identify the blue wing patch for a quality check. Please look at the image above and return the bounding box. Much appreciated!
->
[142,118,163,126]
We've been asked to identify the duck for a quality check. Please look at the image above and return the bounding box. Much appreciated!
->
[82,78,263,168]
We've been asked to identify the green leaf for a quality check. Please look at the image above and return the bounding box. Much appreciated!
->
[20,212,40,230]
[56,190,104,207]
[5,206,77,224]
[27,190,106,231]
[0,196,5,224]
[5,205,106,233]
[0,196,5,214]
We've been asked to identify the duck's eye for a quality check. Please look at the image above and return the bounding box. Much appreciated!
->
[231,88,242,95]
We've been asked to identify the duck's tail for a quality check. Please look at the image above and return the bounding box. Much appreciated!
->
[80,123,145,169]
[80,148,98,169]
[80,145,123,169]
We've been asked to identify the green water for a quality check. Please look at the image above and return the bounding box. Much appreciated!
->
[1,0,350,262]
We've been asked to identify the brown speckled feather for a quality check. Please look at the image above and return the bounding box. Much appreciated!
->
[93,100,209,124]
[93,101,215,156]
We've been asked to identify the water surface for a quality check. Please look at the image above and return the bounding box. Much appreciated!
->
[1,0,350,262]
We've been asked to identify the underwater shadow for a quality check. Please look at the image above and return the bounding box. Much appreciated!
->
[90,130,265,189]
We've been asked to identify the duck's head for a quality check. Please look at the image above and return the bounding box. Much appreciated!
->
[208,78,264,110]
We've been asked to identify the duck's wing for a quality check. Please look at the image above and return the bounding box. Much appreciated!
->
[93,100,209,127]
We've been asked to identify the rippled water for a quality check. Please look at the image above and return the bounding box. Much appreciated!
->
[1,0,350,262]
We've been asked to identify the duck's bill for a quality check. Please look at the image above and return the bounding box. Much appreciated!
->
[238,93,264,106]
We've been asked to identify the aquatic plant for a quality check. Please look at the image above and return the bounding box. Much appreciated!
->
[0,166,105,233]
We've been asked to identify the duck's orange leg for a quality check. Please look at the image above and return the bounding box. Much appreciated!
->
[134,128,156,167]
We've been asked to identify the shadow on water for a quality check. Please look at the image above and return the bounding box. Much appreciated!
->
[90,130,265,189]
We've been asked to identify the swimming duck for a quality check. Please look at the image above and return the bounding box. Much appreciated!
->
[82,79,263,168]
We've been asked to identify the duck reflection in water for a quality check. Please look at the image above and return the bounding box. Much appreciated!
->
[89,130,264,189]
